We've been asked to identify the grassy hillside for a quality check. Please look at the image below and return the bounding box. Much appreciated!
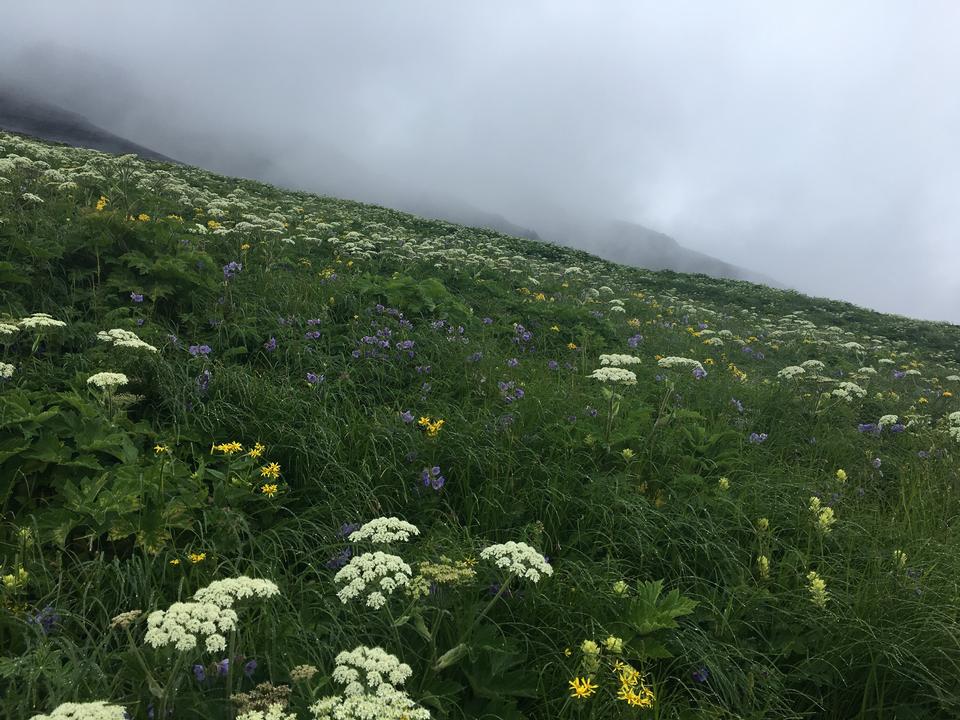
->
[1,130,960,720]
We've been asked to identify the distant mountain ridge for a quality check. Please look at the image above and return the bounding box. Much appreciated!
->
[0,84,778,287]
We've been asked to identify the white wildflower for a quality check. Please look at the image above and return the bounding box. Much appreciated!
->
[657,356,704,372]
[87,372,128,390]
[143,601,238,653]
[946,375,960,382]
[97,328,157,352]
[841,341,864,351]
[21,192,44,203]
[588,366,637,385]
[878,414,899,428]
[348,517,420,544]
[29,701,128,720]
[0,322,20,337]
[777,366,806,380]
[19,312,66,329]
[598,354,642,367]
[334,552,412,607]
[801,359,825,371]
[193,576,280,607]
[479,541,553,583]
[0,362,13,379]
[237,705,297,720]
[832,381,866,402]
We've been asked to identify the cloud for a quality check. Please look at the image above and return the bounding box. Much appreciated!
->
[2,0,958,321]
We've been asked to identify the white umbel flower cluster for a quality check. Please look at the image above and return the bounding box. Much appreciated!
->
[0,322,20,337]
[347,517,420,544]
[193,576,280,607]
[97,328,157,352]
[237,705,297,720]
[946,375,960,382]
[143,600,238,652]
[947,412,960,442]
[777,366,806,380]
[19,312,66,329]
[0,362,14,379]
[331,645,413,695]
[588,367,637,385]
[87,372,129,390]
[831,382,866,402]
[144,575,278,653]
[878,414,899,428]
[657,356,705,372]
[29,702,128,720]
[801,359,825,371]
[334,552,412,608]
[479,541,553,583]
[311,646,429,720]
[598,354,641,367]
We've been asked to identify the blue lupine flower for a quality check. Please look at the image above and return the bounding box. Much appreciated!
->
[130,292,144,303]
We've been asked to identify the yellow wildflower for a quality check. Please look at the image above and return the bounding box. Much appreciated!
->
[566,342,577,350]
[95,196,108,211]
[153,444,169,454]
[756,517,770,532]
[188,552,206,564]
[550,325,560,332]
[718,477,730,491]
[944,390,953,398]
[261,483,279,498]
[621,448,634,461]
[2,566,28,589]
[835,468,847,482]
[212,441,244,455]
[137,213,150,222]
[612,580,629,595]
[241,243,251,251]
[169,559,180,566]
[534,292,546,302]
[806,570,829,608]
[757,555,770,579]
[247,442,266,459]
[207,219,221,229]
[260,462,281,479]
[603,635,624,654]
[568,677,597,699]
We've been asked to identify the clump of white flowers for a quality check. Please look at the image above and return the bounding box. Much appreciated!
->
[237,705,297,720]
[21,192,44,203]
[657,356,705,372]
[588,367,637,385]
[144,600,238,653]
[878,414,899,428]
[831,382,866,402]
[702,336,724,346]
[801,359,825,371]
[479,541,553,583]
[348,517,420,544]
[0,362,14,379]
[946,375,960,382]
[97,328,157,352]
[19,312,66,329]
[598,354,642,367]
[311,646,430,720]
[947,411,960,442]
[841,341,864,351]
[193,576,280,606]
[87,372,129,390]
[334,552,412,608]
[0,322,20,337]
[29,701,128,720]
[777,366,806,380]
[144,576,278,653]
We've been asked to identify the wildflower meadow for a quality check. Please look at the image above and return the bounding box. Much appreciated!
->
[1,130,960,719]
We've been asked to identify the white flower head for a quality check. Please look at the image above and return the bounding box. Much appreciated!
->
[598,354,641,367]
[588,367,637,385]
[878,414,899,428]
[143,601,238,653]
[334,551,412,607]
[479,541,553,583]
[0,322,20,337]
[237,704,298,720]
[193,576,280,607]
[29,701,128,720]
[87,372,129,390]
[657,356,704,372]
[97,328,157,352]
[19,312,67,329]
[348,517,420,544]
[777,366,806,380]
[0,362,14,379]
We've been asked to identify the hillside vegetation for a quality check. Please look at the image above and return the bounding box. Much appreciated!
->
[1,130,960,720]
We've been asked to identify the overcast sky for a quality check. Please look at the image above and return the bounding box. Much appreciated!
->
[2,2,958,323]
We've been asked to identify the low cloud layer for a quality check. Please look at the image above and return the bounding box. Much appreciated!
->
[2,1,958,322]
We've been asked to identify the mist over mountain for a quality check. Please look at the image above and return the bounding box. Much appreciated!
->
[0,80,777,287]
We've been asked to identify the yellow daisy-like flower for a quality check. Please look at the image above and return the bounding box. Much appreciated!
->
[95,196,108,211]
[944,390,953,397]
[568,677,597,699]
[241,243,251,251]
[550,325,560,332]
[247,442,266,459]
[207,219,221,229]
[260,462,281,479]
[212,441,244,455]
[567,342,578,350]
[188,552,205,564]
[137,213,150,222]
[261,483,279,498]
[617,684,655,708]
[169,558,181,566]
[153,444,169,454]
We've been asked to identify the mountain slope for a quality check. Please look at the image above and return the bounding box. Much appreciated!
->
[2,131,960,720]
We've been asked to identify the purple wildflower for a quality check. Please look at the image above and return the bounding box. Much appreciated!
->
[918,450,929,459]
[400,410,414,424]
[306,372,323,384]
[421,466,446,490]
[467,351,483,363]
[305,330,322,340]
[858,423,879,434]
[130,292,144,303]
[243,659,257,678]
[188,344,212,357]
[585,406,598,417]
[890,424,906,433]
[693,367,707,380]
[748,432,768,444]
[547,360,559,371]
[136,318,145,327]
[263,337,277,352]
[325,547,353,570]
[216,658,230,676]
[627,334,643,348]
[482,317,493,325]
[222,261,242,280]
[692,667,710,683]
[338,522,361,537]
[893,370,906,379]
[193,664,206,683]
[29,606,60,634]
